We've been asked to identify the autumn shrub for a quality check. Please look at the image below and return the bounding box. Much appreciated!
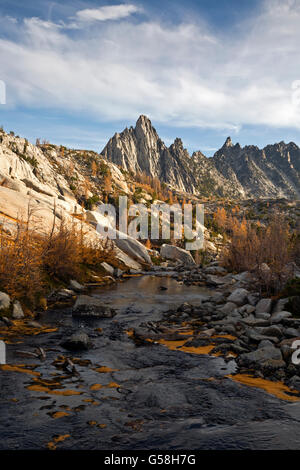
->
[0,225,44,306]
[42,220,114,282]
[222,214,295,293]
[41,221,82,282]
[0,215,115,308]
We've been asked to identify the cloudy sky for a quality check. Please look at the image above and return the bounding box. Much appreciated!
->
[0,0,300,155]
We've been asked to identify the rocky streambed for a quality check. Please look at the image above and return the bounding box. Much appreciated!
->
[1,270,300,450]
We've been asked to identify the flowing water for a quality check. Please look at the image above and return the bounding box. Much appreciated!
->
[1,276,300,450]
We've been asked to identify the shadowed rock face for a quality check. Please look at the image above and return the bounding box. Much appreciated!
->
[101,116,300,199]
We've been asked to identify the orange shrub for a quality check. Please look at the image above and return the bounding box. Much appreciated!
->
[0,215,115,308]
[222,214,294,293]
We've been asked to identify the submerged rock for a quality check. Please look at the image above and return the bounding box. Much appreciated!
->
[62,332,92,351]
[73,295,117,318]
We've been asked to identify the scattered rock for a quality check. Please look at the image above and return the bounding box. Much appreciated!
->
[239,346,282,367]
[227,288,248,306]
[270,311,292,324]
[255,298,272,314]
[255,312,271,320]
[73,295,117,318]
[247,293,260,306]
[245,329,278,344]
[62,332,92,351]
[69,280,85,292]
[204,266,227,275]
[218,302,237,314]
[284,328,300,338]
[240,304,256,315]
[288,376,300,392]
[258,339,274,349]
[255,326,283,338]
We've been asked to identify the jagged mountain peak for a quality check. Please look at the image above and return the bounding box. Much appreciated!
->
[135,115,156,134]
[192,150,207,161]
[136,114,152,126]
[170,137,185,151]
[223,136,233,148]
[101,116,300,199]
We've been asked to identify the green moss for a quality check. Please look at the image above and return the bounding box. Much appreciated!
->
[85,195,100,210]
[151,255,162,266]
[98,162,110,175]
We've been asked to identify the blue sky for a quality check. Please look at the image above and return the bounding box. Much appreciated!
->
[0,0,300,156]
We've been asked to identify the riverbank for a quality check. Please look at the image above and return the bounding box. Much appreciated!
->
[1,266,300,450]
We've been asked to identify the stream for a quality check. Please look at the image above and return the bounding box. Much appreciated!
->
[1,275,300,450]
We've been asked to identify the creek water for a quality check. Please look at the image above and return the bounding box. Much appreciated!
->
[1,276,300,450]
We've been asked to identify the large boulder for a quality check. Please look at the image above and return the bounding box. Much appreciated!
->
[270,311,292,324]
[85,210,151,266]
[204,266,227,275]
[101,262,115,275]
[160,244,195,265]
[113,245,142,271]
[255,326,283,339]
[239,346,282,367]
[218,302,237,314]
[115,237,152,266]
[0,292,10,311]
[255,298,272,314]
[227,288,249,306]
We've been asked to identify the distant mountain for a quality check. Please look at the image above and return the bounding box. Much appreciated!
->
[101,115,300,199]
[101,115,197,193]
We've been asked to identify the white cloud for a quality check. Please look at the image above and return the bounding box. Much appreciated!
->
[75,4,141,22]
[0,0,300,132]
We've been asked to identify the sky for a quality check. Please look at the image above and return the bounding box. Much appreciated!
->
[0,0,300,156]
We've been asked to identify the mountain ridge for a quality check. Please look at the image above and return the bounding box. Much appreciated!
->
[101,115,300,199]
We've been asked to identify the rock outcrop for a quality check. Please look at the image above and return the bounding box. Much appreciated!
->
[0,128,150,271]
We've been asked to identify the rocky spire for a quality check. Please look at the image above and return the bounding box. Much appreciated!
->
[223,136,233,148]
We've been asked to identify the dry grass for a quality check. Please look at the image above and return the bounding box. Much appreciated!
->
[0,215,114,308]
